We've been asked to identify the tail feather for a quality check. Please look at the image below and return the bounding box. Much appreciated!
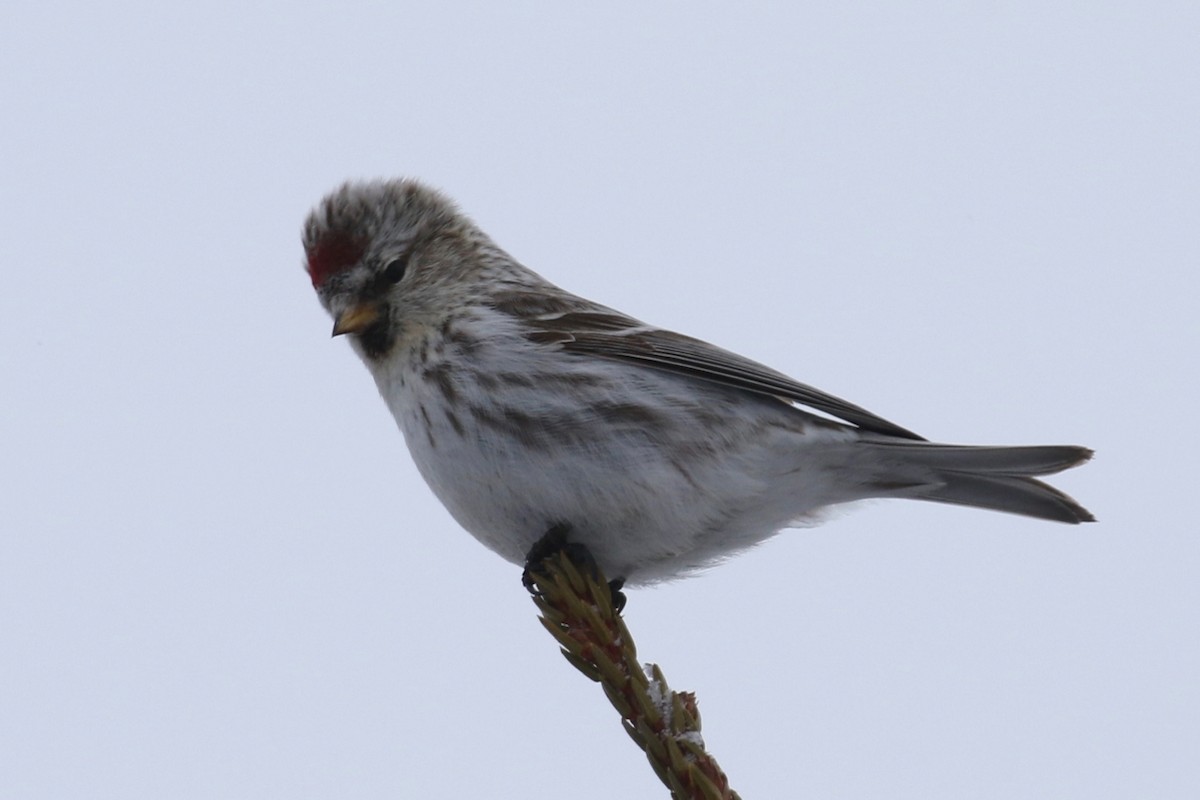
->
[863,440,1095,524]
[920,472,1095,523]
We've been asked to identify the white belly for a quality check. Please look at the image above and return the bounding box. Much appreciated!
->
[367,336,859,585]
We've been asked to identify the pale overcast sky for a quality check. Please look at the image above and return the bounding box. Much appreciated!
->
[2,3,1197,798]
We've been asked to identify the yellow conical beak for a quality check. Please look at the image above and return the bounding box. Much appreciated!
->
[331,303,380,336]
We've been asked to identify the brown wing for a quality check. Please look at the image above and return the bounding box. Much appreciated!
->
[516,303,925,441]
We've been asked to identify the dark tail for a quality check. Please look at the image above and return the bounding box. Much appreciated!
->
[863,441,1095,523]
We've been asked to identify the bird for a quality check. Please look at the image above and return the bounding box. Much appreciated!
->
[302,178,1093,587]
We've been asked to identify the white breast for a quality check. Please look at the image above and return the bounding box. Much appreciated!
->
[365,315,860,584]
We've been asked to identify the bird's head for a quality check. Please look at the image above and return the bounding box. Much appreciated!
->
[302,179,480,360]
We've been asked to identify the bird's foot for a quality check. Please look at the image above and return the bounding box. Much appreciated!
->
[607,576,627,614]
[522,523,627,614]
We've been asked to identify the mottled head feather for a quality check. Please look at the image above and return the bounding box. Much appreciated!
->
[303,179,468,289]
[306,229,367,288]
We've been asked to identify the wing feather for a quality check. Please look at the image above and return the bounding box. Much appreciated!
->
[514,302,924,440]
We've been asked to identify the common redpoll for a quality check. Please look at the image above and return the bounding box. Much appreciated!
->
[303,179,1093,586]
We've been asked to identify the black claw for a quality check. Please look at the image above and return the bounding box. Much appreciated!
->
[608,578,628,614]
[522,524,625,614]
[522,523,576,594]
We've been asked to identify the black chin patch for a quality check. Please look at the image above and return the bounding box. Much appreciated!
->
[357,317,396,360]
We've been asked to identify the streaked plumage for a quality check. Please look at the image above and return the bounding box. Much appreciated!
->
[303,179,1093,585]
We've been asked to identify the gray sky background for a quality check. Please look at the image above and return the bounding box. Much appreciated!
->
[2,3,1197,798]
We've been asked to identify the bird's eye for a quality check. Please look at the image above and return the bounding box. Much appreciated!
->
[383,256,408,284]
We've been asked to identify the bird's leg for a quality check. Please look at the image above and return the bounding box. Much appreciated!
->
[607,576,627,614]
[522,522,590,591]
[522,523,628,613]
